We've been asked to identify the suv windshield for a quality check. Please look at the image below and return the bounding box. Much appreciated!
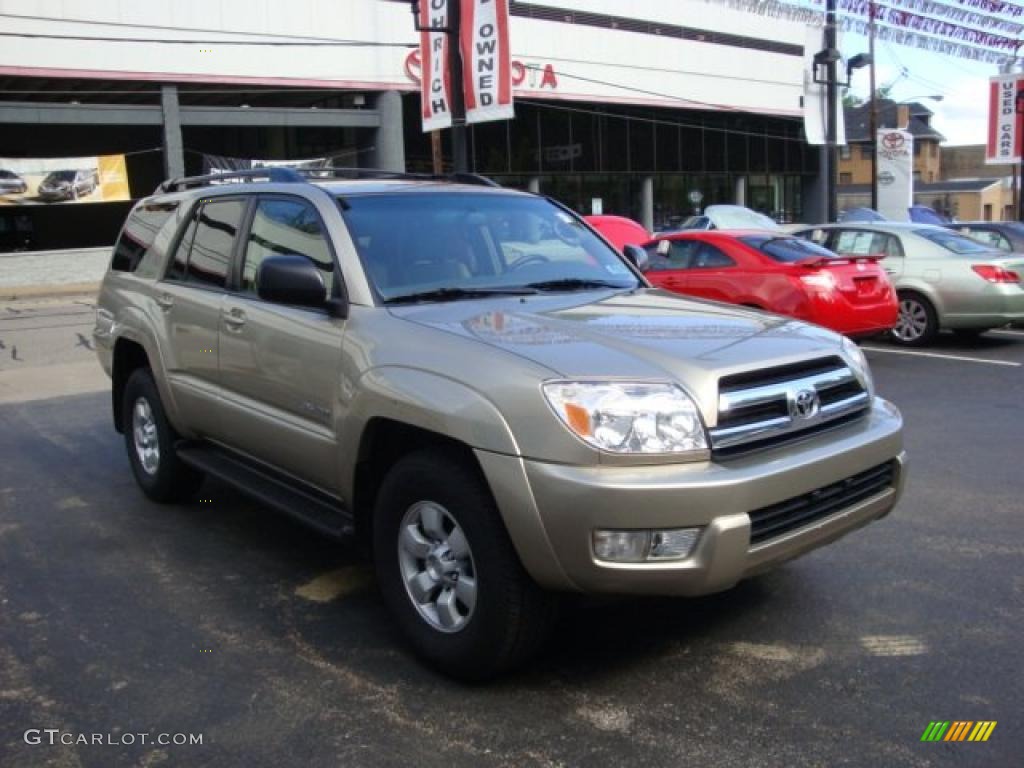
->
[916,228,995,255]
[739,235,837,263]
[45,171,77,183]
[340,193,639,302]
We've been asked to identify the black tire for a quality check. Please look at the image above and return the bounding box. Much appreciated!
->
[373,449,557,681]
[122,368,203,503]
[891,291,938,346]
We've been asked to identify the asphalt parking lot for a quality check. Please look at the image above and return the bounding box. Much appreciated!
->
[0,298,1021,768]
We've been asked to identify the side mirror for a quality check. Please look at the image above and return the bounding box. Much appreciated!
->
[656,239,671,256]
[622,244,650,273]
[257,254,328,309]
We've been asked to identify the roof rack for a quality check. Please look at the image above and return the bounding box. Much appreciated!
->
[155,167,501,194]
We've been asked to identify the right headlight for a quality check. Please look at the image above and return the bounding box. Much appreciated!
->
[542,380,708,456]
[841,336,875,399]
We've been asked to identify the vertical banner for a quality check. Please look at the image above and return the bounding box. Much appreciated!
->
[419,0,453,132]
[460,0,514,124]
[986,74,1024,165]
[877,130,914,222]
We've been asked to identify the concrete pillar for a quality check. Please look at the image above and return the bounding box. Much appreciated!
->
[527,177,541,194]
[640,176,654,232]
[372,90,405,172]
[160,85,185,180]
[734,176,747,207]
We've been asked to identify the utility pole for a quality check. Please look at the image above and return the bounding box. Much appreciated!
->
[447,0,469,173]
[825,0,839,222]
[868,0,878,211]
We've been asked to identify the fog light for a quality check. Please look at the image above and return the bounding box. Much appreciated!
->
[593,527,701,563]
[593,530,649,562]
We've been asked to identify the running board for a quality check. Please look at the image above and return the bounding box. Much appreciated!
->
[176,441,354,539]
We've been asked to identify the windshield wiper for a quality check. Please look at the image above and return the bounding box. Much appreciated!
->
[385,286,537,305]
[524,278,632,292]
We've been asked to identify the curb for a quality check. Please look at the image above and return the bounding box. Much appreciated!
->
[0,282,100,301]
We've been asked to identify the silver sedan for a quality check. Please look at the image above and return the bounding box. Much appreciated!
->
[795,222,1024,345]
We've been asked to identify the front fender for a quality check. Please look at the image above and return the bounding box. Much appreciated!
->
[338,366,521,493]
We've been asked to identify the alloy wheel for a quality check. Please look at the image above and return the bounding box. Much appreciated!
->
[397,501,478,633]
[893,297,929,342]
[132,397,160,475]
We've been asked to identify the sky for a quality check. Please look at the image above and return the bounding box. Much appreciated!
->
[839,32,995,147]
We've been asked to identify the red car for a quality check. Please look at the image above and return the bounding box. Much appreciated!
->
[638,230,898,337]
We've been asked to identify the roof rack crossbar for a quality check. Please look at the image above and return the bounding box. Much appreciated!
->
[155,167,501,194]
[157,167,303,193]
[288,167,501,187]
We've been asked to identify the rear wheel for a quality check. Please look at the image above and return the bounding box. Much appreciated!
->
[373,449,556,680]
[891,292,938,346]
[122,369,204,503]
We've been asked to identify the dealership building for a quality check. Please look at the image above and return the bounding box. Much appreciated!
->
[0,0,820,251]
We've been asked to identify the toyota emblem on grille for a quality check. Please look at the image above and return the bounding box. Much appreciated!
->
[790,389,820,420]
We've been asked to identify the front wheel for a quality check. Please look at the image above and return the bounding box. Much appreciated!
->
[373,450,556,680]
[891,292,938,346]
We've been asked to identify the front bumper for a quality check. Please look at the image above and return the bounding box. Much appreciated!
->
[478,398,904,596]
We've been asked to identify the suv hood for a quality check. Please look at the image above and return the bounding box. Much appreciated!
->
[390,289,845,420]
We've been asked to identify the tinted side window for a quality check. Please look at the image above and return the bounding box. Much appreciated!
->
[188,199,245,289]
[166,210,198,282]
[693,243,735,268]
[111,202,178,272]
[242,198,334,296]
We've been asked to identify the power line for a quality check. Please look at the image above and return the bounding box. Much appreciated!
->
[520,64,783,117]
[0,31,415,47]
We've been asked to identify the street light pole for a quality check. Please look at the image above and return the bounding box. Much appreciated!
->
[411,0,469,174]
[825,0,839,222]
[868,0,878,211]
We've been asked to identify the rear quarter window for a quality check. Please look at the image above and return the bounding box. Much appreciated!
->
[110,202,179,274]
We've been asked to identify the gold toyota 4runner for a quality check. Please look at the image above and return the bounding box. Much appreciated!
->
[94,169,905,679]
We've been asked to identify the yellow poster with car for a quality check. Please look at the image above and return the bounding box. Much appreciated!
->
[0,155,130,205]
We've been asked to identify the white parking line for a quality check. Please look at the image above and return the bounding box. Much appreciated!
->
[862,346,1022,367]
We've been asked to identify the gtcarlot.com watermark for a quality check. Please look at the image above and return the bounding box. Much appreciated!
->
[24,729,203,747]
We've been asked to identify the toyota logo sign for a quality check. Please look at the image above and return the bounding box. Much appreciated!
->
[789,389,820,420]
[881,132,905,151]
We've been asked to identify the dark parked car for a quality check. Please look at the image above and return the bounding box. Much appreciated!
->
[0,169,28,195]
[37,169,99,201]
[948,221,1024,254]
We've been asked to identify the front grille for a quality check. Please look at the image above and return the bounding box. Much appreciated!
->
[710,356,870,456]
[748,461,896,545]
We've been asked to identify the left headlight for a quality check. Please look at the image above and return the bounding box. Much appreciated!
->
[542,380,708,456]
[841,337,875,399]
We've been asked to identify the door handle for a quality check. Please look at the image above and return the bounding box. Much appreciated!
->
[222,308,246,329]
[155,293,174,311]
